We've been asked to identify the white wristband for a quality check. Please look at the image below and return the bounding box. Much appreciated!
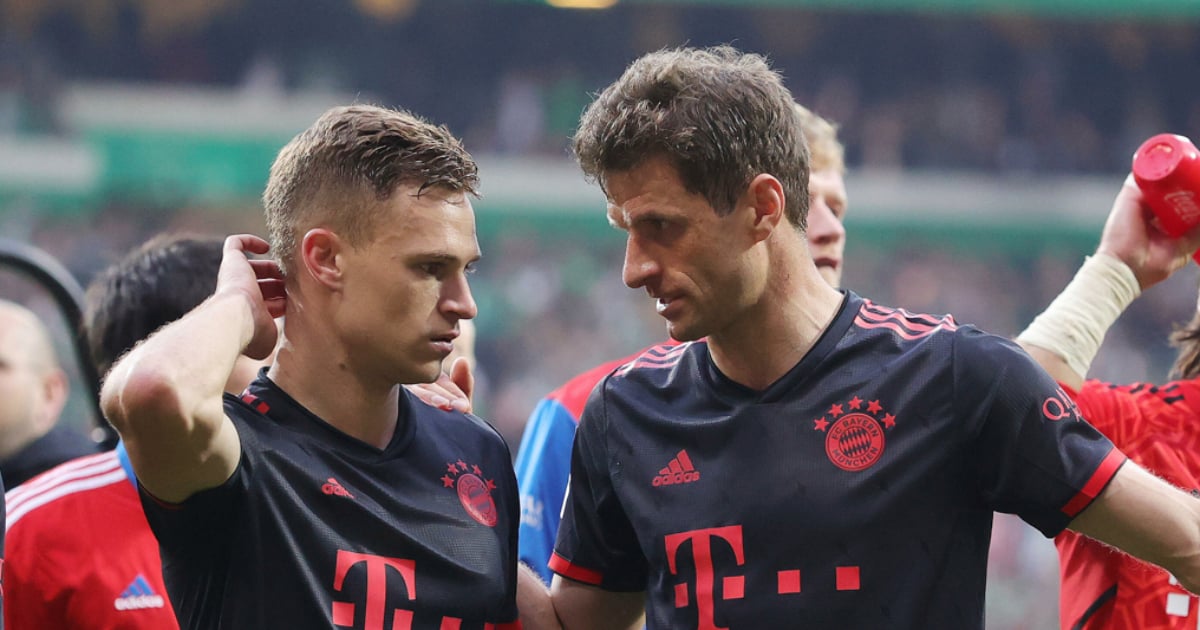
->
[1016,253,1141,380]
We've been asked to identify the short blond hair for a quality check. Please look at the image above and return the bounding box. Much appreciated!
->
[795,103,845,175]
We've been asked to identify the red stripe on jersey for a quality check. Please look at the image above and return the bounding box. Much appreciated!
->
[549,552,603,585]
[853,318,930,341]
[855,303,958,340]
[1061,448,1127,518]
[616,342,691,377]
[862,299,956,328]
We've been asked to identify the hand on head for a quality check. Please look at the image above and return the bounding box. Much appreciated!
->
[219,235,286,360]
[1096,174,1200,290]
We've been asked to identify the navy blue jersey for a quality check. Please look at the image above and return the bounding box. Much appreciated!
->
[552,292,1123,629]
[141,374,521,630]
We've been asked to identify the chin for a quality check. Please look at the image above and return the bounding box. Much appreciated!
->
[666,322,705,343]
[398,363,443,385]
[818,267,841,288]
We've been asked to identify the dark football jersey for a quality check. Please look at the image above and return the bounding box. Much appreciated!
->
[141,373,521,630]
[552,291,1124,629]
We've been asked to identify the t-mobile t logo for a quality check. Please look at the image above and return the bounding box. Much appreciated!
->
[331,550,416,630]
[665,525,746,630]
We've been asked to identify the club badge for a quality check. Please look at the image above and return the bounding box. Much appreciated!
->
[813,397,895,472]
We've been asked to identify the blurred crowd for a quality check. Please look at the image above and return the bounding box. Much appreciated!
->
[1,2,1199,174]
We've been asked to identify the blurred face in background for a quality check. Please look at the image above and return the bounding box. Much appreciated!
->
[806,167,849,289]
[0,303,67,459]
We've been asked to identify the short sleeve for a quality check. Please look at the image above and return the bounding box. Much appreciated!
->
[139,396,249,560]
[956,329,1125,537]
[550,380,647,592]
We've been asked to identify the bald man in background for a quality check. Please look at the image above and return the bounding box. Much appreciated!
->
[0,300,97,488]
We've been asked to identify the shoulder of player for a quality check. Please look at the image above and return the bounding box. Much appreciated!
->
[604,341,693,383]
[1079,378,1198,406]
[546,346,665,418]
[408,397,510,448]
[6,449,130,529]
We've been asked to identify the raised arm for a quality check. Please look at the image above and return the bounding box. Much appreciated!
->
[100,235,284,503]
[1018,174,1200,389]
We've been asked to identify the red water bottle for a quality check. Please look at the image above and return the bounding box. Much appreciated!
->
[1132,133,1200,262]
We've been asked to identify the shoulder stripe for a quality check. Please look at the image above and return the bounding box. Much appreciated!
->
[855,303,957,339]
[7,463,128,529]
[615,342,690,377]
[861,300,954,327]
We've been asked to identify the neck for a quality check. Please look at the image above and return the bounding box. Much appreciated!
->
[267,311,399,449]
[707,249,844,391]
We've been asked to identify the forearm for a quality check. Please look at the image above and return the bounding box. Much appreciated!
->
[1070,462,1200,593]
[1016,253,1140,390]
[518,563,563,630]
[101,291,255,444]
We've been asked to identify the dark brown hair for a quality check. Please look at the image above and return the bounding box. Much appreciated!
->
[84,234,224,377]
[573,46,810,229]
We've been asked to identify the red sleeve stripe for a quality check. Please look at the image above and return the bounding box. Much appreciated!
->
[549,552,603,585]
[1061,448,1127,518]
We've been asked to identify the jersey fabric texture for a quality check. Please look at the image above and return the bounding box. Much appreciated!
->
[515,351,645,584]
[0,424,99,489]
[1056,378,1200,630]
[140,374,521,630]
[552,291,1124,629]
[4,443,177,630]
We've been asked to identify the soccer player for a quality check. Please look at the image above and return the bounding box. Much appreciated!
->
[520,45,1200,628]
[1017,177,1200,629]
[100,105,522,629]
[514,102,848,585]
[5,234,246,630]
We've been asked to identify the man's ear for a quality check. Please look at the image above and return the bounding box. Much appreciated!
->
[34,368,68,433]
[300,228,344,290]
[747,174,786,242]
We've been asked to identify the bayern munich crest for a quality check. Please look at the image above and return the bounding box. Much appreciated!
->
[813,396,896,472]
[442,459,498,527]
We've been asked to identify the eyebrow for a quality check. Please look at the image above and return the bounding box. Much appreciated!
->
[414,252,482,265]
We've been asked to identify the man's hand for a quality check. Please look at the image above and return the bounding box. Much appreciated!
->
[406,356,474,413]
[1097,174,1200,290]
[218,235,285,360]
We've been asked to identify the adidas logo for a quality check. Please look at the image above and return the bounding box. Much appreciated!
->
[653,450,701,486]
[114,574,165,611]
[322,477,355,498]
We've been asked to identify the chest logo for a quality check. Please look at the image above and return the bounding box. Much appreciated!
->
[442,459,499,527]
[653,449,701,486]
[814,397,895,472]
